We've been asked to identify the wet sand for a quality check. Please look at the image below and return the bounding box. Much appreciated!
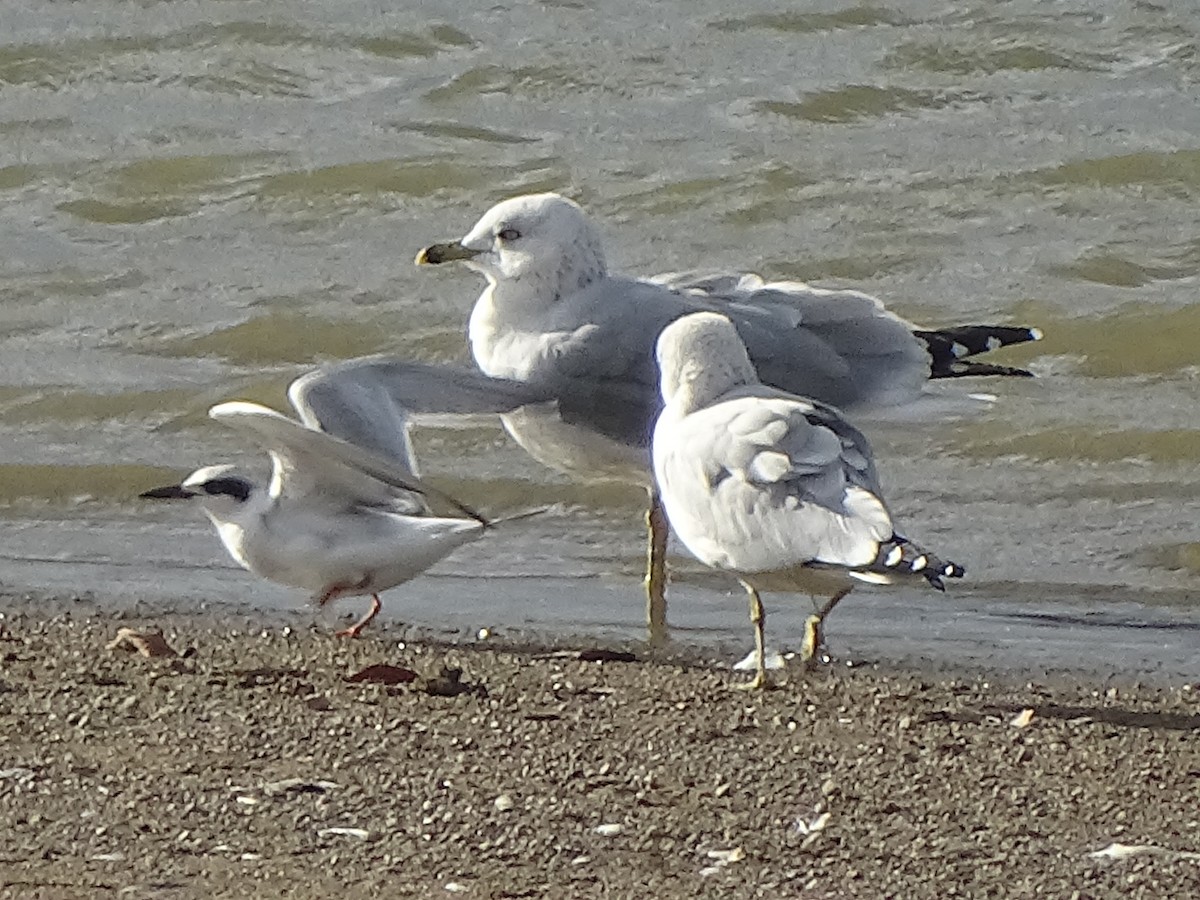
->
[1,598,1198,899]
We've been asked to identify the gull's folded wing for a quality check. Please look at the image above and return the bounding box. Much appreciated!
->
[659,389,893,571]
[651,270,931,411]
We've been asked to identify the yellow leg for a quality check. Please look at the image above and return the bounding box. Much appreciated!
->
[645,489,669,646]
[800,615,822,667]
[737,580,769,690]
[800,586,852,667]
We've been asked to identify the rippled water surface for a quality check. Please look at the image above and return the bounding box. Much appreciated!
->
[2,0,1199,673]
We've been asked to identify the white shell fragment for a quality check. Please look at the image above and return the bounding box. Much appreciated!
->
[700,845,746,877]
[794,811,830,836]
[594,823,624,837]
[732,648,787,672]
[1088,842,1200,861]
[706,847,746,864]
[493,794,515,812]
[317,827,369,840]
[1010,708,1035,728]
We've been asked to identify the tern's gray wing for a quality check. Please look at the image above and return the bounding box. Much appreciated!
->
[649,271,931,411]
[655,388,893,572]
[209,401,485,523]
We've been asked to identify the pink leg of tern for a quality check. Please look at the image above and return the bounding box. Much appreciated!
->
[335,593,382,639]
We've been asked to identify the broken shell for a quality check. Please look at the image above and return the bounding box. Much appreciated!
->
[106,627,178,658]
[317,827,369,840]
[706,847,746,864]
[733,647,786,671]
[1010,708,1035,728]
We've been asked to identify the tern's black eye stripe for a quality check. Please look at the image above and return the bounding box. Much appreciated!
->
[202,477,252,502]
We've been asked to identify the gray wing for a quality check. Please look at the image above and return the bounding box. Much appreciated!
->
[657,388,894,572]
[299,354,658,452]
[210,401,485,523]
[291,357,550,469]
[650,271,931,411]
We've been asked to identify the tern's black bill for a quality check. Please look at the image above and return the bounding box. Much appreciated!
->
[139,484,196,500]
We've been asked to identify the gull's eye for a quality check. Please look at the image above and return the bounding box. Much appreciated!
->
[497,227,521,242]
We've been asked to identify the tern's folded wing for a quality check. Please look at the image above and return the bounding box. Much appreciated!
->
[209,401,486,524]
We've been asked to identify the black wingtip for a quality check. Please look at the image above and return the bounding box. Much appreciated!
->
[915,324,1043,380]
[926,561,965,591]
[873,536,964,591]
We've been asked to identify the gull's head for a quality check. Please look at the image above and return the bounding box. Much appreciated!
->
[416,193,607,297]
[655,312,759,412]
[141,464,258,519]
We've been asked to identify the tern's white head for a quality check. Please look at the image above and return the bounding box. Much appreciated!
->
[417,193,607,300]
[141,464,261,522]
[656,312,760,413]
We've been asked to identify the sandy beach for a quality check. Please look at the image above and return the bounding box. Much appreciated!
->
[1,597,1197,899]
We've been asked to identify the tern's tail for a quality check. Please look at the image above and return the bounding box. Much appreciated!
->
[858,535,965,591]
[482,505,554,530]
[914,324,1043,379]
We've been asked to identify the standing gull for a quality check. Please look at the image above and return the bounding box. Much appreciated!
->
[651,312,964,688]
[141,390,491,638]
[310,193,1036,640]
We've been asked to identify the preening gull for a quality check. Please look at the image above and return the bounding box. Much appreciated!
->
[304,192,1035,640]
[652,312,964,688]
[140,391,492,638]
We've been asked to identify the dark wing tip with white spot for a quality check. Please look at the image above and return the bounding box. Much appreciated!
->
[870,535,965,591]
[914,325,1042,379]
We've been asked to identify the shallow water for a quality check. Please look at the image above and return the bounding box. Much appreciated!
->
[1,0,1198,675]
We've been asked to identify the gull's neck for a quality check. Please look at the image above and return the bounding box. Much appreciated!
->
[666,361,757,417]
[467,284,548,380]
[468,246,607,380]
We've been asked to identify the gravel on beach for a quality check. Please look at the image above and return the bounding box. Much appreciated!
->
[0,603,1197,899]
